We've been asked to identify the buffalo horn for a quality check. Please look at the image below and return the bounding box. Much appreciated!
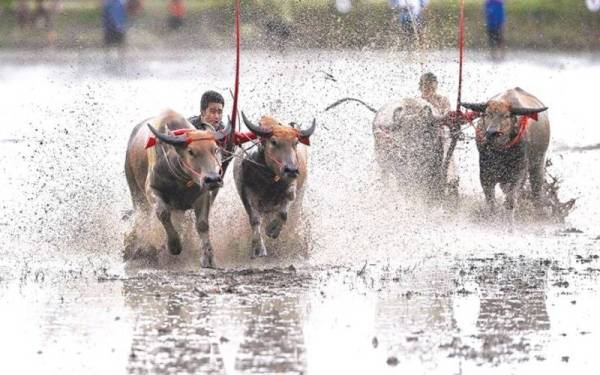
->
[461,102,488,112]
[510,106,548,116]
[299,118,317,138]
[213,118,233,142]
[241,111,273,137]
[147,124,189,146]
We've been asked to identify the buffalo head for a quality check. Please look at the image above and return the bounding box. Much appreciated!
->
[462,100,547,148]
[147,120,231,190]
[242,112,316,180]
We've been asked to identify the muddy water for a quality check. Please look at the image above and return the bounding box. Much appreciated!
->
[1,50,599,374]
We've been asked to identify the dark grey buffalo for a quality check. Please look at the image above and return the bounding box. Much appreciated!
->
[233,113,316,258]
[462,87,549,221]
[372,97,458,201]
[124,109,231,267]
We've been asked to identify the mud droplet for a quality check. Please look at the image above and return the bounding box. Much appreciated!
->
[561,356,569,362]
[386,356,399,366]
[372,337,378,348]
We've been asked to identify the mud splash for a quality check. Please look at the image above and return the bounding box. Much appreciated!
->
[1,50,600,374]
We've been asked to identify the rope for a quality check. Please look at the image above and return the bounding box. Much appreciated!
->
[324,97,377,113]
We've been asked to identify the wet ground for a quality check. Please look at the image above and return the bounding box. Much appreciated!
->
[1,49,600,374]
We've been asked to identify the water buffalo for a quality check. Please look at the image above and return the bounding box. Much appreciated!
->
[462,87,549,221]
[233,113,316,258]
[124,109,231,267]
[372,97,459,202]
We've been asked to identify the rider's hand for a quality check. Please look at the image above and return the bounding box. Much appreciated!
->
[446,110,467,125]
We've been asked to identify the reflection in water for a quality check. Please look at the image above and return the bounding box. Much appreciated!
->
[446,254,551,363]
[475,255,550,332]
[122,269,307,374]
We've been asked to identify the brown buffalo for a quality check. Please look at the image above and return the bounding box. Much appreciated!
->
[124,109,231,267]
[462,87,549,222]
[233,113,316,258]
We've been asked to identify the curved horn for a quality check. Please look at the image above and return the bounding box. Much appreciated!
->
[510,106,548,116]
[241,111,273,137]
[213,118,232,142]
[461,102,488,113]
[299,118,317,138]
[147,124,189,146]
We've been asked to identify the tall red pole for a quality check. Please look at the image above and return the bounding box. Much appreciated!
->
[220,0,241,175]
[457,0,465,111]
[230,0,241,139]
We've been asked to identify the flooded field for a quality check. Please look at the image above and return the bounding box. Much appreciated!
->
[1,49,599,374]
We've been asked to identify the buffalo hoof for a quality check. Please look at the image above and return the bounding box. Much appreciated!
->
[251,239,268,258]
[266,218,284,239]
[200,252,215,268]
[167,237,183,255]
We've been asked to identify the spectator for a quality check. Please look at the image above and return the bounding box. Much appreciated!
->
[335,0,352,14]
[485,0,505,60]
[102,0,128,47]
[16,0,30,29]
[126,0,142,17]
[167,0,185,30]
[31,0,58,44]
[389,0,428,41]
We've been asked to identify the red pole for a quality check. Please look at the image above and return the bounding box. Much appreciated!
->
[230,0,241,140]
[457,0,465,111]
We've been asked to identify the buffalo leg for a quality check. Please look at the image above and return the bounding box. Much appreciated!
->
[528,156,546,211]
[266,188,295,239]
[241,187,267,257]
[502,182,517,229]
[149,188,182,255]
[481,177,497,214]
[194,193,215,268]
[266,211,287,240]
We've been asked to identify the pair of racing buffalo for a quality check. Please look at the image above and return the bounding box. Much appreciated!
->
[372,87,550,223]
[124,110,316,268]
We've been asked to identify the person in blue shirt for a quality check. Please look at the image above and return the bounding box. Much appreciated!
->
[389,0,428,42]
[102,0,128,46]
[485,0,505,59]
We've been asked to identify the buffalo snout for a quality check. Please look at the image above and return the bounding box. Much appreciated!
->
[204,174,223,190]
[283,166,300,178]
[485,130,504,140]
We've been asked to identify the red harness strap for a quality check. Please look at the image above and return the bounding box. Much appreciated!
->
[504,113,537,149]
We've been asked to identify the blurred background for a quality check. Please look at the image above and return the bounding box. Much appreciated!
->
[1,0,599,52]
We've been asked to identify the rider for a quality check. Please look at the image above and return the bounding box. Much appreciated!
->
[188,90,257,148]
[188,90,226,131]
[418,72,477,197]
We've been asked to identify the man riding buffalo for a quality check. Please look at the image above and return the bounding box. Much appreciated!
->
[234,113,316,258]
[188,90,225,131]
[462,87,549,223]
[124,109,231,268]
